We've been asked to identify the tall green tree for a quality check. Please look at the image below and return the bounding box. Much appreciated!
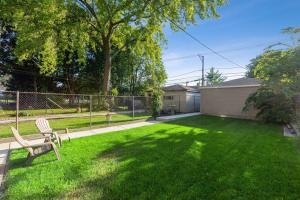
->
[244,41,300,123]
[1,0,225,94]
[205,67,226,86]
[0,19,57,92]
[246,27,300,79]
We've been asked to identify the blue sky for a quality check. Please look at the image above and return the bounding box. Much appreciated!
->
[162,0,300,85]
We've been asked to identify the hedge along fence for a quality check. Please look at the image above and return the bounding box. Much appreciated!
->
[199,85,260,119]
[293,93,300,131]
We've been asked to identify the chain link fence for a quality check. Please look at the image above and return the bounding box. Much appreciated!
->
[0,91,152,139]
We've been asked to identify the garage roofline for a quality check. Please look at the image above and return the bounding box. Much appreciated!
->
[199,84,261,90]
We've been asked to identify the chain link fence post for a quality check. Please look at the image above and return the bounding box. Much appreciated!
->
[89,95,92,129]
[132,96,135,119]
[45,93,48,115]
[179,95,181,113]
[16,91,19,131]
[194,96,196,112]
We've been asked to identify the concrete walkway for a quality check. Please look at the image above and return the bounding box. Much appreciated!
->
[4,121,160,150]
[157,112,200,121]
[0,112,201,191]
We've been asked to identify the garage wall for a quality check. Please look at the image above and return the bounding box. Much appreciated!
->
[185,92,200,113]
[162,91,185,113]
[200,85,259,119]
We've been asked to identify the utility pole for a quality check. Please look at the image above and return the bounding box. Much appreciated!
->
[197,54,205,86]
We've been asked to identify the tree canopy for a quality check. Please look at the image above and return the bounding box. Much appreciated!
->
[244,28,300,123]
[0,0,225,94]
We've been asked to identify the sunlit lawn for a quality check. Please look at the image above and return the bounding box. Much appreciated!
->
[0,113,150,138]
[0,108,90,119]
[5,115,300,199]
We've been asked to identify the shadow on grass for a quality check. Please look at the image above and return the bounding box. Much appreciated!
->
[5,115,300,200]
[9,157,58,170]
[63,117,300,199]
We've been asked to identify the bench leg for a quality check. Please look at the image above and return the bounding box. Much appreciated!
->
[51,143,61,160]
[26,153,34,165]
[52,132,61,147]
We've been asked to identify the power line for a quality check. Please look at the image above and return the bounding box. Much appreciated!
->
[165,74,245,85]
[167,76,202,82]
[163,39,291,62]
[168,70,201,78]
[167,18,246,69]
[168,66,245,79]
[165,73,245,86]
[166,72,245,82]
[164,54,198,62]
[168,70,244,80]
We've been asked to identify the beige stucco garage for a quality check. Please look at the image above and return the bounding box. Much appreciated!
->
[199,78,261,119]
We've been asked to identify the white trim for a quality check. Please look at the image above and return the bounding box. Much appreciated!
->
[199,84,261,89]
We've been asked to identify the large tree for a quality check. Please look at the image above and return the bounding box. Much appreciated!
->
[244,47,300,123]
[244,41,300,123]
[1,0,225,94]
[0,19,56,92]
[246,27,300,79]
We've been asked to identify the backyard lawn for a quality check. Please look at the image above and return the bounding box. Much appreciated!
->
[5,115,300,199]
[0,113,150,138]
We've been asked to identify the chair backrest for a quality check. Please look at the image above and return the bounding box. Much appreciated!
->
[36,118,52,134]
[11,127,34,155]
[10,127,30,147]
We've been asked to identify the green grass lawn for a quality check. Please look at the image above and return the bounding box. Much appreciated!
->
[0,113,150,138]
[5,115,300,200]
[0,107,134,119]
[0,108,90,119]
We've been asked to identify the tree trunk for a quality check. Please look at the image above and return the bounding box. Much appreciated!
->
[33,75,38,107]
[33,75,37,92]
[102,37,111,95]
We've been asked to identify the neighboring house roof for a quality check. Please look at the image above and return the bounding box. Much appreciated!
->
[163,84,199,92]
[217,77,262,87]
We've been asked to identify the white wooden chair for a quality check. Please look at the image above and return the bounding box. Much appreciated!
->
[35,118,63,147]
[11,127,61,165]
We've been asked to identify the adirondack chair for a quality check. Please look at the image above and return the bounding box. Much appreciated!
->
[35,118,63,147]
[11,127,61,165]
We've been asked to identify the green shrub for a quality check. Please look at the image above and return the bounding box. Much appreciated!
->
[18,111,31,117]
[244,87,295,124]
[111,88,119,96]
[151,90,163,119]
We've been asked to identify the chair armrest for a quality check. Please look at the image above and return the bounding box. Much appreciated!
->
[65,128,71,142]
[41,135,52,140]
[24,142,53,148]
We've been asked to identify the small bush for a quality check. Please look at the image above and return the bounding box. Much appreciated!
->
[151,90,163,119]
[18,111,31,117]
[244,87,295,124]
[111,88,119,96]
